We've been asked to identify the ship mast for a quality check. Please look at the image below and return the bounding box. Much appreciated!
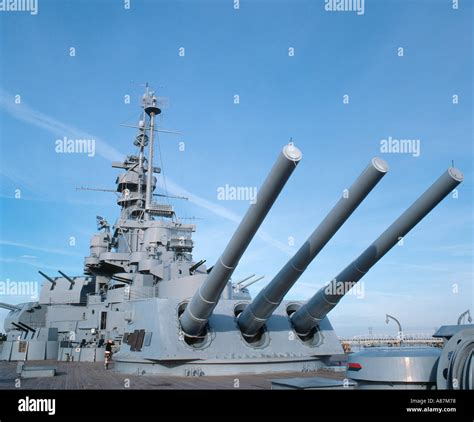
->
[134,85,177,221]
[143,85,161,216]
[136,93,147,211]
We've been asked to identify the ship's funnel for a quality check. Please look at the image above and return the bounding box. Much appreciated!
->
[291,167,463,336]
[238,158,389,337]
[180,144,302,337]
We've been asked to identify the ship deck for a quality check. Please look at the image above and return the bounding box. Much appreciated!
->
[0,360,346,389]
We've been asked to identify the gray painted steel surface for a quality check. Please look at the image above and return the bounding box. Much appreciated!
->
[436,327,474,390]
[347,347,441,389]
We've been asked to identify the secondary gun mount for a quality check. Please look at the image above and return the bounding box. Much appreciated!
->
[38,271,57,290]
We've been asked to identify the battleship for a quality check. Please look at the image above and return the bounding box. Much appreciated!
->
[0,87,472,389]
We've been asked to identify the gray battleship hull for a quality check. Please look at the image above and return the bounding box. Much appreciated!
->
[1,87,468,386]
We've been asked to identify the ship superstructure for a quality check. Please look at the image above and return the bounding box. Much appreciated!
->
[1,87,469,381]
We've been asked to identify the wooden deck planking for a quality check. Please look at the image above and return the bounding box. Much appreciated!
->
[0,361,346,390]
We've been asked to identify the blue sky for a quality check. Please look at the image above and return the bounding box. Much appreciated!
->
[0,0,472,336]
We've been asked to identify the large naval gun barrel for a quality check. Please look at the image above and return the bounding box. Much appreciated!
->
[238,158,389,337]
[180,144,302,336]
[291,167,463,336]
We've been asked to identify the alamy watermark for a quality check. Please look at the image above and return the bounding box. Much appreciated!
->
[217,184,257,204]
[380,136,421,157]
[18,397,55,416]
[0,0,38,15]
[324,0,364,15]
[55,136,96,157]
[324,280,365,299]
[0,279,38,299]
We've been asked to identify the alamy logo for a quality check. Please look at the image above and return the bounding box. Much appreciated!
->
[55,136,96,157]
[18,397,56,416]
[324,0,365,15]
[0,279,38,299]
[217,184,257,204]
[324,280,365,299]
[380,136,421,157]
[0,0,38,15]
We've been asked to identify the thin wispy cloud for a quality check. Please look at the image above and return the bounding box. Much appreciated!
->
[0,240,82,257]
[0,257,78,273]
[0,89,123,162]
[166,179,294,255]
[0,91,294,255]
[165,178,243,223]
[0,192,113,207]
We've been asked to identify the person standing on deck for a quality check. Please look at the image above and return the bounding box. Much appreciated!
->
[104,340,115,369]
